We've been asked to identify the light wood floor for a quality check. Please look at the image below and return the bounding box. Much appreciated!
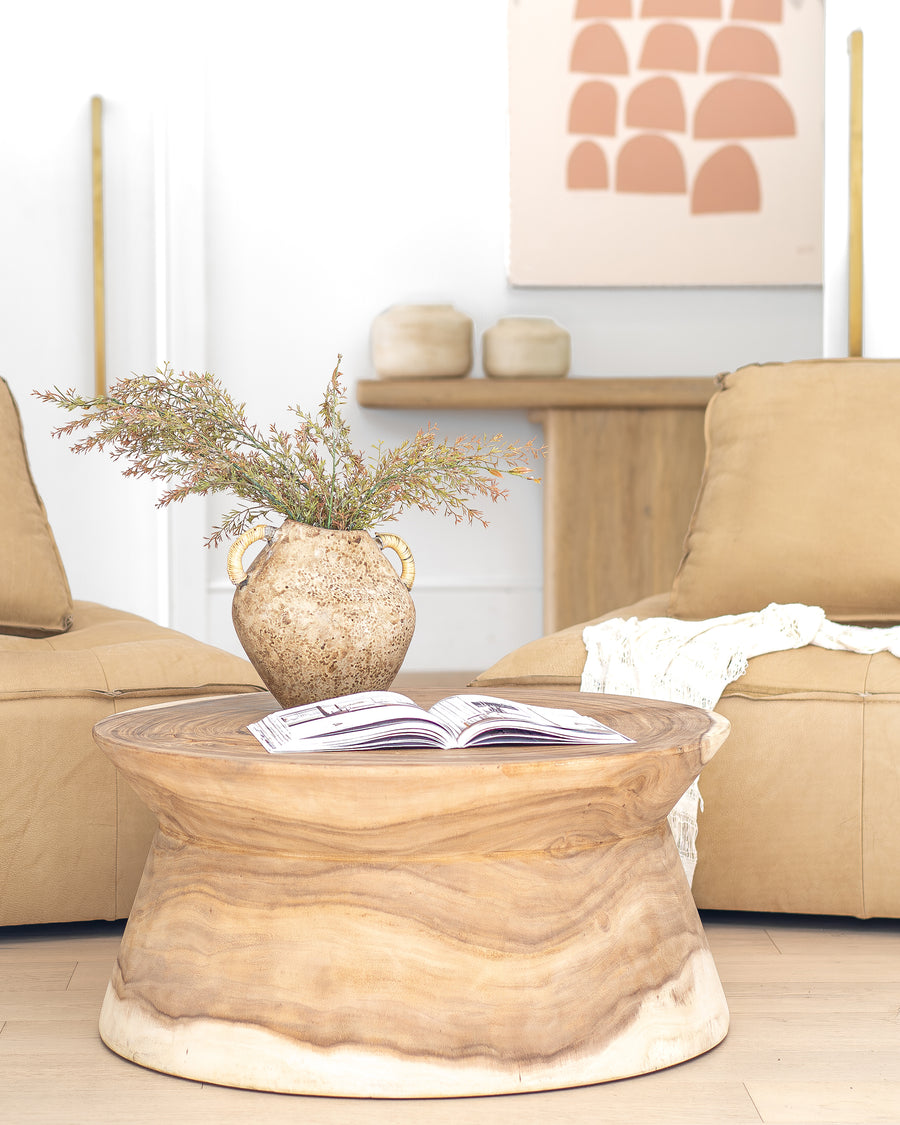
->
[2,911,899,1124]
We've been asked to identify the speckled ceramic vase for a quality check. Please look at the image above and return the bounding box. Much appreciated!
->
[227,521,416,709]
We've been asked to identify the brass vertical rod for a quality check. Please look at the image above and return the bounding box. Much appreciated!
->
[91,96,106,396]
[848,31,863,358]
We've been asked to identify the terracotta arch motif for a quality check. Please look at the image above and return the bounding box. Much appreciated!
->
[575,0,633,15]
[692,145,760,212]
[641,0,721,16]
[569,82,618,135]
[568,141,610,190]
[626,77,686,132]
[695,78,795,138]
[571,23,629,74]
[639,23,699,71]
[707,26,779,73]
[731,0,781,20]
[565,0,797,215]
[617,135,686,193]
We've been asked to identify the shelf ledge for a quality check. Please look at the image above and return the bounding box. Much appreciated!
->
[356,376,717,411]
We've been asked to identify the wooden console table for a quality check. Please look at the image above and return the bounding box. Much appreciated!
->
[357,377,716,633]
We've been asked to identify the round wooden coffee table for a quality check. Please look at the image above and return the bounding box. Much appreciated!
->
[93,689,730,1098]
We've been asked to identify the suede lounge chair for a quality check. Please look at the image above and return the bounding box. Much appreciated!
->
[0,376,265,926]
[472,359,900,919]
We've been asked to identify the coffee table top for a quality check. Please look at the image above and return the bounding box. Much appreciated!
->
[93,687,727,770]
[93,687,729,868]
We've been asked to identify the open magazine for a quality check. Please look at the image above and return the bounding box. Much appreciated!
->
[248,691,634,753]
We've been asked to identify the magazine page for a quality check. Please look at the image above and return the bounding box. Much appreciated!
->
[427,695,633,748]
[249,691,451,753]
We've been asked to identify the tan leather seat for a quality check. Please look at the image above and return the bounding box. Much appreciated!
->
[473,360,900,918]
[0,377,264,926]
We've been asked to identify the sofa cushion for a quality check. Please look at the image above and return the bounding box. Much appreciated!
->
[0,599,266,699]
[0,600,266,926]
[694,646,900,918]
[471,595,900,917]
[668,358,900,623]
[469,591,900,702]
[0,377,73,636]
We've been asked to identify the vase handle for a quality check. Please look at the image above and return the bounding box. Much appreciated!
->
[376,533,415,590]
[227,524,274,586]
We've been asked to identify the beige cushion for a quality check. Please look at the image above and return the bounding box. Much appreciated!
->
[694,650,900,919]
[0,600,265,926]
[0,378,73,636]
[471,595,900,917]
[668,358,900,623]
[471,595,669,689]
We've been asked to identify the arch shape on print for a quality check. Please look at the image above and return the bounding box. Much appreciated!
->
[569,82,618,135]
[570,22,629,74]
[626,76,687,131]
[691,145,761,213]
[639,23,699,71]
[567,141,611,189]
[707,26,780,74]
[730,0,782,21]
[574,0,633,16]
[640,0,721,17]
[616,134,687,193]
[694,78,795,138]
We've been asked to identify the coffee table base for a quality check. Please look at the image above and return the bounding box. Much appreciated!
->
[99,824,728,1098]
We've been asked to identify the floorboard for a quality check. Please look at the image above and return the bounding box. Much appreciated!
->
[1,911,899,1123]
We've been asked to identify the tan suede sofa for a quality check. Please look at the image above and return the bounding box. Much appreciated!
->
[1,377,265,927]
[473,359,900,919]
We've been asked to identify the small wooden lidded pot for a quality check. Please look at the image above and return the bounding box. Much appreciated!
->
[371,304,474,379]
[483,317,571,379]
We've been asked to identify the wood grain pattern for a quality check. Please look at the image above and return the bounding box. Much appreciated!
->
[93,690,729,1098]
[848,30,864,359]
[356,376,716,410]
[6,909,900,1123]
[541,407,708,631]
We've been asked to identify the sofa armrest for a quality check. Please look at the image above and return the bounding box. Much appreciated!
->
[470,593,670,688]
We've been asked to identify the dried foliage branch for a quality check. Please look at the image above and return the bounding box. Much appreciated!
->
[35,358,544,547]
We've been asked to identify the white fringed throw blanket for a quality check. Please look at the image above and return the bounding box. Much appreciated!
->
[580,603,900,884]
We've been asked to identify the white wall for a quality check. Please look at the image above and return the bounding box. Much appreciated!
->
[3,1,823,674]
[2,3,163,622]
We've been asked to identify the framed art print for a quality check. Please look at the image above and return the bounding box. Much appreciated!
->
[508,0,824,286]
